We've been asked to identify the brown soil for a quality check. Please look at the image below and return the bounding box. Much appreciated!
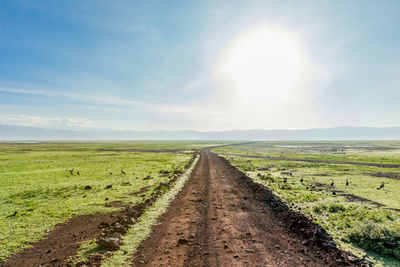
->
[1,211,120,267]
[132,150,364,267]
[227,154,400,168]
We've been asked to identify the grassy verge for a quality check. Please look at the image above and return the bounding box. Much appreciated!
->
[214,141,400,266]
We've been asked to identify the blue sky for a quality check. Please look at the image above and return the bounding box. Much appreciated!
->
[0,0,399,131]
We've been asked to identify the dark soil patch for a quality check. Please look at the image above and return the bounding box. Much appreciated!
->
[387,208,400,212]
[336,192,385,207]
[227,154,400,169]
[105,201,124,208]
[367,172,400,180]
[129,186,150,196]
[312,184,385,208]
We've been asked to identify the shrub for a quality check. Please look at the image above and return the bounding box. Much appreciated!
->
[347,220,400,260]
[327,203,346,213]
[301,193,319,202]
[312,204,326,214]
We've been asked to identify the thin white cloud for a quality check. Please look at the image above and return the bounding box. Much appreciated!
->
[0,86,223,118]
[0,114,96,128]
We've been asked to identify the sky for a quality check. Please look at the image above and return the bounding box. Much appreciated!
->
[0,0,399,131]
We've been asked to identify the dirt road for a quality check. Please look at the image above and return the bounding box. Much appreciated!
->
[132,150,359,266]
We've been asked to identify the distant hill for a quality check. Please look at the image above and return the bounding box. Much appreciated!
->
[1,125,400,141]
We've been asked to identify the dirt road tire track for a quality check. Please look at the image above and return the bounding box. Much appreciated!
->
[132,150,361,266]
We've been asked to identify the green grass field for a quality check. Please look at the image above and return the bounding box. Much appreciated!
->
[0,141,213,261]
[214,141,400,266]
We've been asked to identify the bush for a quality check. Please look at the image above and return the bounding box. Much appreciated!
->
[313,204,327,214]
[301,193,319,202]
[347,220,400,260]
[327,204,346,213]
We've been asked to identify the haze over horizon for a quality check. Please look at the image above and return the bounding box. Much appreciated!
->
[1,1,400,132]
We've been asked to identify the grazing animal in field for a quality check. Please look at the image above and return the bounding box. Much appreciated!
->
[300,177,304,183]
[77,170,80,175]
[109,171,113,175]
[121,170,126,174]
[377,182,384,190]
[69,168,74,175]
[283,177,288,183]
[330,180,335,187]
[346,179,349,187]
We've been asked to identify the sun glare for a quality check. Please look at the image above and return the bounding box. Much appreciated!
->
[219,26,306,110]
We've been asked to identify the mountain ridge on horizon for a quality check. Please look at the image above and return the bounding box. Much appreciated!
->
[1,125,400,141]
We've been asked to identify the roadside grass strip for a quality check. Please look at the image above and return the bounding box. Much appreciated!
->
[219,153,400,267]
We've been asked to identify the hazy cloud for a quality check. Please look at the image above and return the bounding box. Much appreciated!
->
[0,114,96,129]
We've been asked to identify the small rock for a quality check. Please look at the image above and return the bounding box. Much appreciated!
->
[93,253,107,260]
[347,255,359,263]
[224,244,228,249]
[178,238,188,245]
[245,248,255,253]
[105,251,113,257]
[96,236,121,250]
[113,222,126,233]
[99,222,110,228]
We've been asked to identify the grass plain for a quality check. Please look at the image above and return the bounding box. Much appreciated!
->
[0,141,215,261]
[213,141,400,266]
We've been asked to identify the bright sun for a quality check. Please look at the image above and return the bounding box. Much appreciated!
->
[219,26,306,110]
